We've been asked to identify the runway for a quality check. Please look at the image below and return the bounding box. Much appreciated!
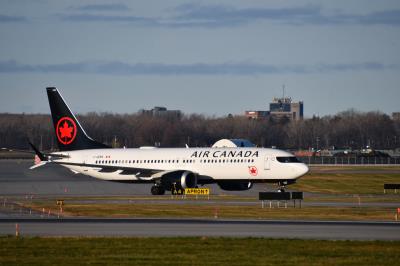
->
[1,218,399,240]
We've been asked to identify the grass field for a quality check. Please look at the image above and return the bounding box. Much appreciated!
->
[22,201,398,221]
[310,166,400,172]
[292,172,400,194]
[1,237,400,266]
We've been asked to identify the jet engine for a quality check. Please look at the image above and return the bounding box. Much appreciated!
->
[180,171,197,189]
[161,171,197,191]
[217,181,253,191]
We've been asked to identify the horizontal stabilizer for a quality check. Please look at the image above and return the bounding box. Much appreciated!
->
[29,161,48,170]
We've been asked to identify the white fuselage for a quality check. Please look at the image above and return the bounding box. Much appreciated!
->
[52,147,309,183]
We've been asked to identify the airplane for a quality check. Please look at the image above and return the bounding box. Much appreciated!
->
[28,87,309,195]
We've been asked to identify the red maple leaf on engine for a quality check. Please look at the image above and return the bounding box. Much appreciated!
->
[59,121,73,139]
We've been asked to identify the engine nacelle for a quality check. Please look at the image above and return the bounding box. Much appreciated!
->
[217,181,253,191]
[180,171,197,189]
[161,171,197,191]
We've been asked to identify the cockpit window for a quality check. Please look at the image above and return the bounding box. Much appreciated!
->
[276,156,301,163]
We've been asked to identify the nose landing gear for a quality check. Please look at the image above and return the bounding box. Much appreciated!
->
[277,181,288,193]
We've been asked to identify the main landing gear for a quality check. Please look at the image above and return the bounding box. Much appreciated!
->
[151,184,165,195]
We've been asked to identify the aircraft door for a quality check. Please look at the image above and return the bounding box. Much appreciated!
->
[264,155,270,170]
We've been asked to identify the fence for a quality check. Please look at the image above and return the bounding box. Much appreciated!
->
[298,156,400,165]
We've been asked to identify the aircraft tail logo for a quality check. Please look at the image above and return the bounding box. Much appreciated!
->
[56,117,77,145]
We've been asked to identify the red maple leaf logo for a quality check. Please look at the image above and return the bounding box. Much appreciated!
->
[59,121,73,139]
[56,117,77,145]
[249,166,258,176]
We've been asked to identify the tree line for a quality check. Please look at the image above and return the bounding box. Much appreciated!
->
[0,109,399,151]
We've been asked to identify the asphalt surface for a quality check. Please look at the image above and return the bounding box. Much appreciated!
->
[0,218,399,240]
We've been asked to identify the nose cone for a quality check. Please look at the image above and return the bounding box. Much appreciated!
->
[297,163,309,177]
[299,163,310,176]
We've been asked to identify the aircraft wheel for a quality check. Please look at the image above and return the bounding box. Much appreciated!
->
[157,186,165,195]
[151,185,159,195]
[151,185,166,195]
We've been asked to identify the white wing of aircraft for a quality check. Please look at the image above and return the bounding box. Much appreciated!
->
[28,87,309,195]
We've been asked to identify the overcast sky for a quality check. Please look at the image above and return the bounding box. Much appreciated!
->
[0,0,399,117]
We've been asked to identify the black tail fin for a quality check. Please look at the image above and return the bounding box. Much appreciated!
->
[46,87,110,151]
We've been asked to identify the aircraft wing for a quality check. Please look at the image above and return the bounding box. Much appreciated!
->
[52,161,172,179]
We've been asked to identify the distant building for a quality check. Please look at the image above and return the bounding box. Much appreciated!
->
[139,106,181,119]
[245,96,304,121]
[392,112,400,121]
[269,97,303,121]
[244,111,270,120]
